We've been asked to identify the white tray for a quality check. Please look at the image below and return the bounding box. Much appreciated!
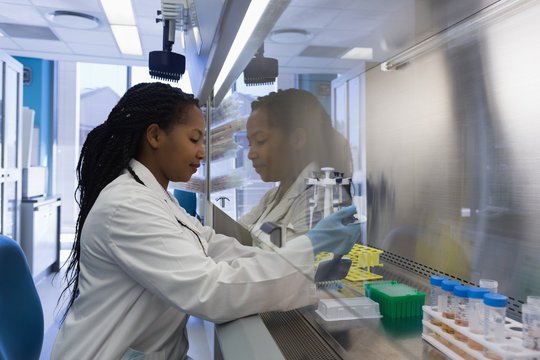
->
[422,305,540,359]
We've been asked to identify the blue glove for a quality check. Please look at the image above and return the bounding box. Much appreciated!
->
[306,205,361,255]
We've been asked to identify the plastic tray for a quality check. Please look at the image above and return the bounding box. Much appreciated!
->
[315,297,382,321]
[422,305,540,359]
[364,281,426,319]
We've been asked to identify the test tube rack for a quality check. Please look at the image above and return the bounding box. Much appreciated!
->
[422,306,540,360]
[315,244,384,282]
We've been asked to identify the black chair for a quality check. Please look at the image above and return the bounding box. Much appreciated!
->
[0,235,44,360]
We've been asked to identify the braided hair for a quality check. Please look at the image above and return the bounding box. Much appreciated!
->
[251,89,352,177]
[60,82,199,318]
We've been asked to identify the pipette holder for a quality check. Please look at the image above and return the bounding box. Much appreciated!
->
[306,167,350,220]
[422,306,540,359]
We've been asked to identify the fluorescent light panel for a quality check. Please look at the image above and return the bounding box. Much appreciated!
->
[111,25,142,55]
[341,47,373,60]
[214,0,271,93]
[101,0,142,55]
[100,0,136,25]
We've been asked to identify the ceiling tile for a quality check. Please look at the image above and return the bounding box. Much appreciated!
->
[68,42,120,57]
[279,65,345,75]
[13,37,72,52]
[0,36,20,49]
[0,3,48,26]
[132,0,161,18]
[310,29,367,48]
[286,56,333,67]
[54,27,115,46]
[291,0,357,10]
[264,42,305,57]
[30,0,102,13]
[136,15,161,35]
[299,45,348,58]
[275,5,341,29]
[326,10,383,32]
[0,23,58,40]
[140,34,166,55]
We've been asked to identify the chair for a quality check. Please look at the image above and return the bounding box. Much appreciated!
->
[0,235,44,360]
[173,189,197,217]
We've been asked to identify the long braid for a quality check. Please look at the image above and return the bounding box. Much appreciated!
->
[60,83,199,319]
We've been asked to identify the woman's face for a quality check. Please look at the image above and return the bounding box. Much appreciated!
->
[157,105,206,183]
[246,108,291,182]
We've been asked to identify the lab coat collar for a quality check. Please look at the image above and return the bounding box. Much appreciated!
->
[127,159,170,202]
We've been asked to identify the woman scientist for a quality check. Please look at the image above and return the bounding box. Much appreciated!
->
[52,83,359,360]
[240,89,353,246]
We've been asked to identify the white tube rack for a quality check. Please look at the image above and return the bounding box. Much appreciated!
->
[422,306,540,359]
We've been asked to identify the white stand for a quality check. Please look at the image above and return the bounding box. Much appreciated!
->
[422,306,540,359]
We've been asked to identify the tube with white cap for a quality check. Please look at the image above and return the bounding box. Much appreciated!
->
[351,170,367,223]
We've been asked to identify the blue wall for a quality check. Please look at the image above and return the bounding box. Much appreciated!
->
[14,56,53,170]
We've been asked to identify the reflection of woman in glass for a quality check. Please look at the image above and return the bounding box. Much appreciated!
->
[240,89,352,246]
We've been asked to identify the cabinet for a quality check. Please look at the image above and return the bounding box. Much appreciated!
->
[21,196,61,278]
[0,50,23,242]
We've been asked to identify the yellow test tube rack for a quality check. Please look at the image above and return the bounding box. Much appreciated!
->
[315,244,384,282]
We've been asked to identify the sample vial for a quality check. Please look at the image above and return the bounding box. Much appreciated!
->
[479,279,498,293]
[483,293,508,343]
[467,287,491,351]
[429,275,447,310]
[522,303,540,351]
[441,279,461,319]
[440,279,461,334]
[453,285,470,342]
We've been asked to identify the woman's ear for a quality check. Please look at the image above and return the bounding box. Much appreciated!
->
[290,127,307,151]
[145,124,162,149]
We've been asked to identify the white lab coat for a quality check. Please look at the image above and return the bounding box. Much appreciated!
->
[240,162,326,247]
[52,159,316,360]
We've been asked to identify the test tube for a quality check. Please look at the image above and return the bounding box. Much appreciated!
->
[453,285,470,342]
[441,279,461,319]
[483,293,508,343]
[479,279,498,293]
[467,287,490,351]
[429,275,447,310]
[522,303,540,351]
[440,279,461,334]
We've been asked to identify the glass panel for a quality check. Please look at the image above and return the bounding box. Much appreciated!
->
[208,88,274,221]
[78,62,128,148]
[3,65,18,168]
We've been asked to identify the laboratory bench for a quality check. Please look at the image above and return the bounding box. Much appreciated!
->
[214,262,447,360]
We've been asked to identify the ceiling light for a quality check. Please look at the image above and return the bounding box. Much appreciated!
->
[0,32,3,37]
[111,25,142,55]
[100,0,135,25]
[101,0,142,55]
[47,11,100,30]
[269,28,312,44]
[214,0,272,95]
[341,47,373,60]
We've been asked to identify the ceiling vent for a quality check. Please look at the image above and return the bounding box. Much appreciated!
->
[0,23,59,41]
[299,46,348,58]
[47,11,100,30]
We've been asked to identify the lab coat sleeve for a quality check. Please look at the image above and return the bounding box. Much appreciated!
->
[198,220,315,276]
[105,190,317,324]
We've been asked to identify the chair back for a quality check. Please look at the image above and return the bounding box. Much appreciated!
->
[0,235,44,360]
[173,189,197,216]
